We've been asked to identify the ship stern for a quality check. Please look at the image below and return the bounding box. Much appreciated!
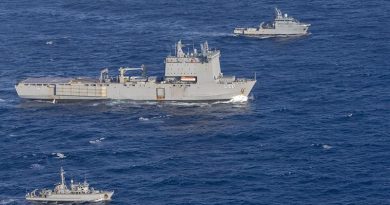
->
[241,79,256,97]
[100,191,114,201]
[233,28,245,35]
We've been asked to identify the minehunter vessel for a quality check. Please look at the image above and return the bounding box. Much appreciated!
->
[234,8,310,37]
[25,167,114,203]
[15,41,256,102]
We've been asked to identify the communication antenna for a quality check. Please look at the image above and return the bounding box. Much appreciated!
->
[174,43,177,56]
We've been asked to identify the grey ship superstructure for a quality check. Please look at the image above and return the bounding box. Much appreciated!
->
[234,8,310,37]
[25,167,114,203]
[16,41,256,101]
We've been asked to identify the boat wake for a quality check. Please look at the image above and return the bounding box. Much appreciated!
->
[52,152,66,159]
[165,101,211,107]
[209,95,249,105]
[227,95,248,103]
[0,198,20,205]
[27,95,251,108]
[138,117,150,121]
[184,31,235,37]
[89,137,105,144]
[30,163,45,170]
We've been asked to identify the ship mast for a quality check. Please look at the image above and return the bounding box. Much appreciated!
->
[176,40,185,57]
[60,167,65,187]
[275,8,282,19]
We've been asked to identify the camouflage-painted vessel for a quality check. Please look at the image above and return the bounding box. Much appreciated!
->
[234,8,310,37]
[15,41,256,102]
[25,167,113,203]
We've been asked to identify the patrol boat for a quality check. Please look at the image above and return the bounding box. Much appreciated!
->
[234,8,310,37]
[15,41,256,102]
[26,167,114,203]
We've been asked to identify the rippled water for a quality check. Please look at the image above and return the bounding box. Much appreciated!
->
[0,0,389,204]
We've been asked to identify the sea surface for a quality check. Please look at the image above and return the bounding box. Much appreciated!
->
[0,0,389,204]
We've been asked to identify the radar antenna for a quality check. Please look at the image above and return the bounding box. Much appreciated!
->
[275,8,282,19]
[60,167,66,192]
[100,68,109,83]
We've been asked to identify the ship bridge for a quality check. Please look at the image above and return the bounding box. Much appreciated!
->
[274,8,309,26]
[164,41,222,83]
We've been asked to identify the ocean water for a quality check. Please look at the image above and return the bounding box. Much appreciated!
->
[0,0,389,204]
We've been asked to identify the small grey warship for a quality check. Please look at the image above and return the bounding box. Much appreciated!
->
[15,41,256,102]
[234,8,310,37]
[25,167,114,203]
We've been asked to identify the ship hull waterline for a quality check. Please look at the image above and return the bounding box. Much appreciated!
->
[15,80,256,102]
[26,191,114,203]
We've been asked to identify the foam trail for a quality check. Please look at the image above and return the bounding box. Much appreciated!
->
[166,102,211,107]
[30,164,44,170]
[228,95,248,103]
[89,137,105,144]
[139,117,150,121]
[184,31,235,37]
[322,144,332,150]
[0,199,16,205]
[52,152,66,159]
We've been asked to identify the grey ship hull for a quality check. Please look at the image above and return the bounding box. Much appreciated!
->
[26,191,113,203]
[16,41,256,102]
[234,8,310,37]
[234,26,309,37]
[16,79,256,101]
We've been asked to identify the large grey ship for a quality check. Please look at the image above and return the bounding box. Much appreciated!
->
[234,8,310,37]
[16,41,256,102]
[25,167,114,203]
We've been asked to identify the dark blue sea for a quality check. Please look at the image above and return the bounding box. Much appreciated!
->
[0,0,389,204]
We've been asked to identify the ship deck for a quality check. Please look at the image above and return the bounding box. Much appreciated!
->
[20,77,99,84]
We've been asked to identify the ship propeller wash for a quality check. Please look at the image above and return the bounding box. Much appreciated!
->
[234,8,310,37]
[26,167,114,203]
[16,41,256,102]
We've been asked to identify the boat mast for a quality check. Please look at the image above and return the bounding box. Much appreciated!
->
[60,167,65,187]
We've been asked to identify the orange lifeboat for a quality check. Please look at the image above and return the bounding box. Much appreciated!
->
[180,76,197,82]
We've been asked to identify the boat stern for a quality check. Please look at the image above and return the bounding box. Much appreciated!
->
[99,191,114,201]
[241,79,256,97]
[233,28,245,35]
